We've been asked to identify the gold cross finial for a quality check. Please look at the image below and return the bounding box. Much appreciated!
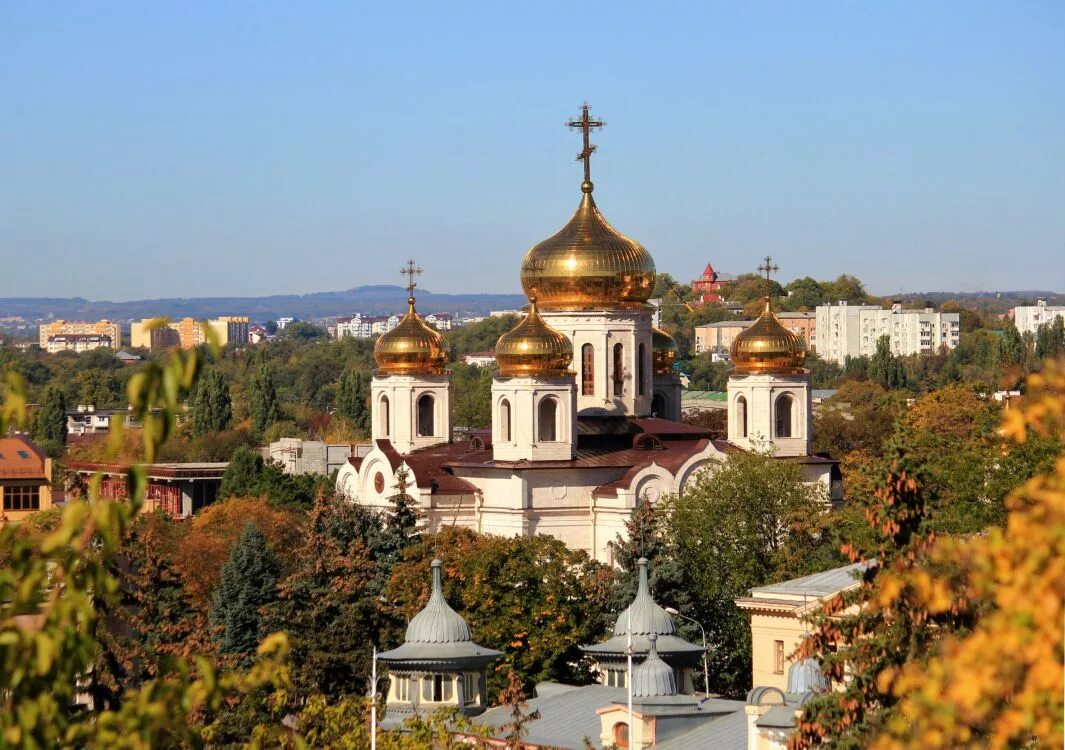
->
[567,102,605,190]
[400,258,423,301]
[757,255,779,283]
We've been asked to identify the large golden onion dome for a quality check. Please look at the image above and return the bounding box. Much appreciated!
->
[519,183,656,310]
[495,298,573,377]
[651,327,679,375]
[730,298,807,374]
[374,296,448,375]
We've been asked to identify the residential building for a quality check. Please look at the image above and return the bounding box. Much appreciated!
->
[735,561,869,692]
[463,351,496,367]
[248,325,269,343]
[777,311,816,350]
[694,320,752,354]
[814,301,961,364]
[39,320,120,353]
[66,404,132,436]
[334,314,402,339]
[489,309,521,318]
[265,438,368,476]
[66,460,227,518]
[131,316,249,350]
[691,262,728,304]
[1012,299,1065,337]
[0,436,54,528]
[423,313,453,331]
[276,317,296,330]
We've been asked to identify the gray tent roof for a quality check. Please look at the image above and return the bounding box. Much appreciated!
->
[631,634,677,698]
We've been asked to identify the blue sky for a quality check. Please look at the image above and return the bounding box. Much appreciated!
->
[1,2,1062,300]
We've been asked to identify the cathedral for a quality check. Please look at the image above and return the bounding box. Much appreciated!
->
[336,106,839,563]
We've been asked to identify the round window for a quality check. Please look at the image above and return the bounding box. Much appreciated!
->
[374,472,385,493]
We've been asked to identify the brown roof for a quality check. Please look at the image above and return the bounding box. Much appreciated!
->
[65,460,228,480]
[0,435,48,480]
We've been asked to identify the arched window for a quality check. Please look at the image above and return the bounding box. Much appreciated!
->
[638,342,646,396]
[499,398,511,442]
[613,343,624,397]
[775,393,794,438]
[380,395,390,437]
[417,394,435,437]
[581,344,594,396]
[651,393,666,417]
[538,397,558,442]
[736,395,748,438]
[613,722,630,749]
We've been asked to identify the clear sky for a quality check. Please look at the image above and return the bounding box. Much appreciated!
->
[1,2,1063,300]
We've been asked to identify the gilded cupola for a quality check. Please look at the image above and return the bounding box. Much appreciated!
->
[729,297,807,374]
[651,327,679,375]
[374,262,449,375]
[519,103,656,310]
[494,298,573,377]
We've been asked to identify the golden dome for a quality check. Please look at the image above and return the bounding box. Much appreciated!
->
[520,184,656,310]
[374,297,448,375]
[730,298,807,374]
[495,298,573,377]
[651,327,679,375]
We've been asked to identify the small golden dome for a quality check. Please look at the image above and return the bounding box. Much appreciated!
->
[495,298,573,377]
[520,187,656,310]
[374,297,448,375]
[651,327,679,375]
[730,298,807,374]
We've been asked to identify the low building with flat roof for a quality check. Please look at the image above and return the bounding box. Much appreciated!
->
[66,460,227,518]
[0,436,54,528]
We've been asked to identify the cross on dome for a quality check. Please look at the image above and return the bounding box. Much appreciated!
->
[567,102,605,190]
[758,255,779,283]
[400,258,423,301]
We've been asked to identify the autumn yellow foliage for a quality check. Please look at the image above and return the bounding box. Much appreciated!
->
[870,361,1065,749]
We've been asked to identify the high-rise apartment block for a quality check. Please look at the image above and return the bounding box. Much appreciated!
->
[38,320,121,353]
[1012,299,1065,337]
[814,301,960,364]
[131,316,249,351]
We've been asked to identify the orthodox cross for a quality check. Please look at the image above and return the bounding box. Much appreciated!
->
[567,102,605,184]
[757,255,779,297]
[400,259,423,298]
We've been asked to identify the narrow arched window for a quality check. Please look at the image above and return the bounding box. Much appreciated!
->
[651,393,666,417]
[613,343,624,397]
[417,394,435,437]
[499,398,511,442]
[776,394,794,438]
[380,395,390,437]
[736,395,748,438]
[613,722,630,749]
[638,342,646,396]
[538,397,558,442]
[581,344,594,396]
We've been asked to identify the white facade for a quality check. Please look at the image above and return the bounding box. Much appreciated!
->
[490,376,577,462]
[371,373,453,455]
[1013,299,1065,337]
[727,372,811,458]
[814,302,960,364]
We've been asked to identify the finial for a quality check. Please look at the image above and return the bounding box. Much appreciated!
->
[400,258,423,301]
[637,557,650,594]
[567,102,605,189]
[648,632,659,657]
[431,559,443,595]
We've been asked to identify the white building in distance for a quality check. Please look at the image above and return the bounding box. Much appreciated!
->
[1012,299,1065,337]
[815,301,960,364]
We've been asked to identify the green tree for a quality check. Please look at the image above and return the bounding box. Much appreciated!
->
[668,450,828,694]
[334,367,369,432]
[35,383,67,447]
[247,363,280,436]
[997,324,1026,369]
[190,366,233,435]
[1035,316,1065,360]
[784,277,825,310]
[282,321,328,341]
[209,522,281,662]
[452,362,494,428]
[219,445,266,499]
[868,335,906,389]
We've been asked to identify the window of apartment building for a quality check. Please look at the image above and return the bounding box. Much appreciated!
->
[3,485,41,512]
[774,640,786,674]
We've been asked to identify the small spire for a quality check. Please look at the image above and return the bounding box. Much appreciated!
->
[637,557,650,596]
[431,559,443,597]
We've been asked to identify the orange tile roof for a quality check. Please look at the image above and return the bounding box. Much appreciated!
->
[0,435,47,479]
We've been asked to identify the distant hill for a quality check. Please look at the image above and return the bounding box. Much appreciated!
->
[0,286,528,324]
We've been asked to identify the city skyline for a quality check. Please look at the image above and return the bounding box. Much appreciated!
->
[1,2,1063,300]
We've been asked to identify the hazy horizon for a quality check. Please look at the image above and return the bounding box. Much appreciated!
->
[2,3,1063,299]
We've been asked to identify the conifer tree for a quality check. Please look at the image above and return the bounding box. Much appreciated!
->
[35,383,67,447]
[334,367,369,432]
[869,335,906,389]
[385,467,421,546]
[997,324,1026,369]
[190,367,232,436]
[218,445,265,499]
[247,363,280,436]
[209,522,280,662]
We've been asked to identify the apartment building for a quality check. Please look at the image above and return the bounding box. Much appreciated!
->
[815,301,960,364]
[0,435,54,528]
[131,316,249,350]
[39,320,120,353]
[694,320,752,354]
[777,311,816,348]
[1012,299,1065,337]
[334,314,402,339]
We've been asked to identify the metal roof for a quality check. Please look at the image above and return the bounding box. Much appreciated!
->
[749,561,871,598]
